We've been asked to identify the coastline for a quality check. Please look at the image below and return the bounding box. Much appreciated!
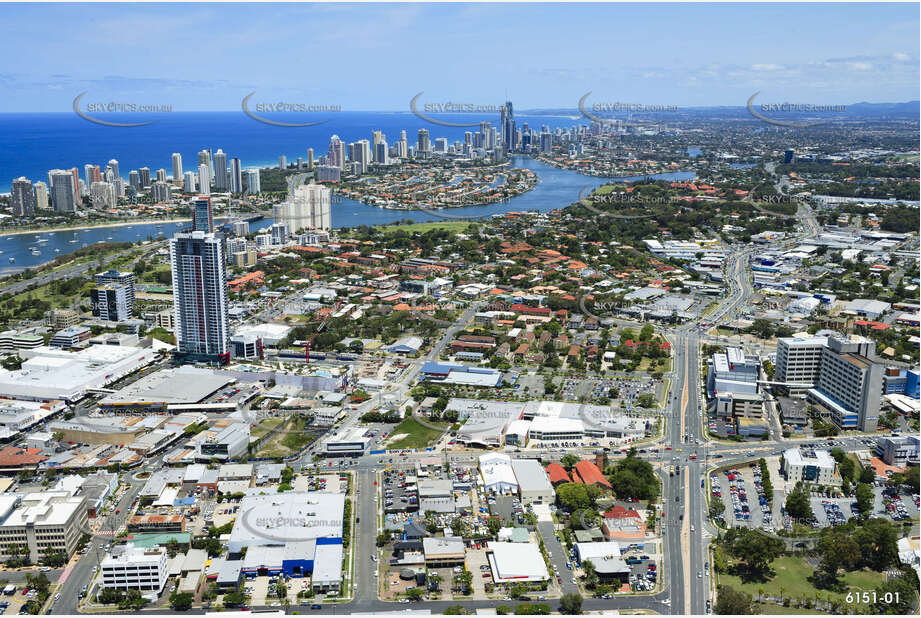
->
[0,217,194,237]
[0,212,268,238]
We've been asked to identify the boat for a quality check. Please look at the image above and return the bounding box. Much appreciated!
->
[8,257,13,263]
[54,248,60,252]
[36,238,48,244]
[27,246,35,251]
[106,236,113,240]
[69,239,78,243]
[31,249,40,256]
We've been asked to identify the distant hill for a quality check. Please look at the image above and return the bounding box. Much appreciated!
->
[521,101,920,119]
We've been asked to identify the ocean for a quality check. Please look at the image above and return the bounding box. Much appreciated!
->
[0,112,696,273]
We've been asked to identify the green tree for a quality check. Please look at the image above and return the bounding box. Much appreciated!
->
[817,527,860,581]
[709,496,726,520]
[609,454,660,500]
[559,592,583,615]
[729,529,784,580]
[785,483,813,521]
[560,453,580,471]
[854,483,874,516]
[222,591,246,608]
[870,574,918,614]
[858,465,876,484]
[853,518,899,571]
[556,482,595,510]
[715,585,755,614]
[170,592,194,611]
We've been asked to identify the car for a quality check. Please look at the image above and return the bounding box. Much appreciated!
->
[698,571,702,578]
[310,604,323,610]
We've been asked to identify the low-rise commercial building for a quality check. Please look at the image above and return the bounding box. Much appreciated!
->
[100,544,168,594]
[782,448,838,485]
[510,458,554,504]
[876,436,920,466]
[0,492,87,562]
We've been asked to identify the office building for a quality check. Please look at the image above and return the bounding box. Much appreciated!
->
[156,168,166,183]
[183,171,197,193]
[875,436,920,466]
[107,159,120,179]
[0,492,88,562]
[198,423,249,461]
[192,196,213,233]
[808,334,881,432]
[782,448,837,485]
[278,155,287,170]
[229,158,243,193]
[170,231,230,364]
[11,177,34,217]
[775,336,828,394]
[273,182,331,232]
[707,347,760,397]
[213,149,227,190]
[243,169,260,194]
[198,163,211,196]
[306,148,314,170]
[49,169,77,213]
[171,153,183,183]
[128,170,140,191]
[100,544,168,594]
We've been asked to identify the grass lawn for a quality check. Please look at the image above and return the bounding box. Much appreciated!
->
[250,417,284,439]
[253,417,318,458]
[382,221,473,234]
[386,417,447,450]
[719,555,885,612]
[638,357,669,373]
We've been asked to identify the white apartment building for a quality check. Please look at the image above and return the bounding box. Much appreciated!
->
[100,544,168,593]
[273,182,331,233]
[781,448,838,485]
[0,493,87,562]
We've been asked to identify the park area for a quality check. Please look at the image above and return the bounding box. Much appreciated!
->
[718,555,886,614]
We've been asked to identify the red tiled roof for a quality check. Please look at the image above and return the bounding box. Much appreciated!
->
[546,462,570,484]
[604,505,641,520]
[0,446,47,467]
[574,460,611,488]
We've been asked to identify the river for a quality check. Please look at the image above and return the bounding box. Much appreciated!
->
[0,157,696,274]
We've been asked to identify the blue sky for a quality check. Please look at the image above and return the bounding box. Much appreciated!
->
[0,2,917,112]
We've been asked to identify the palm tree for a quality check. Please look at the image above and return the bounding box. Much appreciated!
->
[778,586,784,603]
[758,587,764,603]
